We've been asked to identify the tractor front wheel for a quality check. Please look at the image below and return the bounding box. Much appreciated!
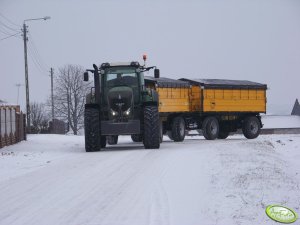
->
[84,107,101,152]
[143,106,160,149]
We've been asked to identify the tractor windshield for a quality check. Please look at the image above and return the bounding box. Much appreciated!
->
[105,68,138,88]
[103,67,140,105]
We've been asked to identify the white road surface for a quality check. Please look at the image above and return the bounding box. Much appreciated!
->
[0,134,299,225]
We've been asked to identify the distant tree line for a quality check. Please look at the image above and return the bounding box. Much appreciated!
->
[29,64,90,135]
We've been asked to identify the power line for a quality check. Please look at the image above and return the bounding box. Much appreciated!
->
[27,45,48,74]
[0,20,19,32]
[0,31,22,41]
[0,29,12,36]
[28,41,46,70]
[27,32,48,70]
[0,11,20,28]
[27,40,48,74]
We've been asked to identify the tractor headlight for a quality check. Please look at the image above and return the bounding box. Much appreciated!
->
[124,108,131,116]
[111,109,118,116]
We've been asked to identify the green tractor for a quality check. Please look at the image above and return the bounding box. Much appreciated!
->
[83,61,161,152]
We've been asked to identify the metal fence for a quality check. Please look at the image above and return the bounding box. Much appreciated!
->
[0,105,26,148]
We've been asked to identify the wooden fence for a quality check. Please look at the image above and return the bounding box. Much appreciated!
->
[0,105,26,148]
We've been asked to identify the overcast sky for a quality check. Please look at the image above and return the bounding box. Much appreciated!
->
[0,0,299,114]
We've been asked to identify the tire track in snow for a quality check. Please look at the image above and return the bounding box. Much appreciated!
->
[0,147,176,225]
[80,149,174,225]
[148,181,170,225]
[0,150,145,225]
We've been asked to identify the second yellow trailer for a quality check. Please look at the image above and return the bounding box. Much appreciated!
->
[144,77,267,142]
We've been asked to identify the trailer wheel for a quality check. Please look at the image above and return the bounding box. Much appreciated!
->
[218,130,230,139]
[242,116,261,139]
[107,135,118,145]
[171,116,186,142]
[166,131,173,140]
[202,117,219,140]
[143,106,160,149]
[131,134,143,142]
[84,107,101,152]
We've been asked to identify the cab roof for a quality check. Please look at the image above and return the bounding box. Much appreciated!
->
[100,61,140,68]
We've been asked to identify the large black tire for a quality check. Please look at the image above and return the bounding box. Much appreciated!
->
[218,130,230,139]
[171,116,185,142]
[131,134,143,142]
[166,131,173,140]
[107,135,118,145]
[202,116,219,140]
[143,106,160,149]
[84,107,101,152]
[242,116,261,139]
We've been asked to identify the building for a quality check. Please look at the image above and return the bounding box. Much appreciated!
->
[0,103,26,148]
[291,99,300,116]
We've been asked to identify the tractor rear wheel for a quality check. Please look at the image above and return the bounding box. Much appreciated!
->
[242,116,261,139]
[171,116,185,142]
[202,117,219,140]
[107,135,118,145]
[84,107,101,152]
[131,134,143,142]
[143,106,160,149]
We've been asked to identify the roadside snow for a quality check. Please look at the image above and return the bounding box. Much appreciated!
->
[0,134,299,225]
[262,115,300,128]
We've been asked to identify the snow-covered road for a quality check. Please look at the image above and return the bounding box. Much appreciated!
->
[0,134,299,225]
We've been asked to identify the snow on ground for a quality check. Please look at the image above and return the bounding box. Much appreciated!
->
[0,134,299,225]
[262,115,300,129]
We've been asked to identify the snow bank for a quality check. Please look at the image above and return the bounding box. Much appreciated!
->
[262,115,300,128]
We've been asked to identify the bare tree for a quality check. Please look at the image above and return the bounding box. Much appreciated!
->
[30,102,49,133]
[53,64,90,135]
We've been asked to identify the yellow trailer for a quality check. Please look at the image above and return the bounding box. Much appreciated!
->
[145,76,267,142]
[144,77,190,113]
[180,78,267,113]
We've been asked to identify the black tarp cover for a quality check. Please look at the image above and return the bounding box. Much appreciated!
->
[179,78,267,89]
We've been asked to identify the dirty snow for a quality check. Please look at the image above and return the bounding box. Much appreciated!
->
[0,134,299,225]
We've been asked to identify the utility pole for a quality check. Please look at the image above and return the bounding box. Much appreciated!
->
[22,23,30,132]
[67,72,71,132]
[15,83,23,105]
[22,16,51,133]
[50,68,54,121]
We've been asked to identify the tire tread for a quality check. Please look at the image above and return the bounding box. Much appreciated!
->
[143,106,160,149]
